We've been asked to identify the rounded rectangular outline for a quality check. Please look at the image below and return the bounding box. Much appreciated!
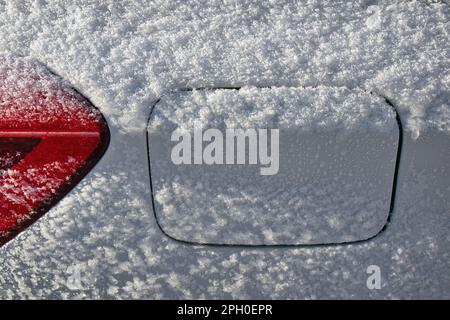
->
[146,87,403,247]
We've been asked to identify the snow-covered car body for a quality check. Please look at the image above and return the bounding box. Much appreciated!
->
[0,0,449,299]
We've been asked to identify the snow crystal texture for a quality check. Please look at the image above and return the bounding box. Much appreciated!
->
[148,87,399,245]
[0,0,449,299]
[0,0,448,137]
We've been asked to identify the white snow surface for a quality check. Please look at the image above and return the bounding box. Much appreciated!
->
[148,88,399,245]
[149,87,397,132]
[0,54,103,128]
[0,0,448,137]
[0,0,449,298]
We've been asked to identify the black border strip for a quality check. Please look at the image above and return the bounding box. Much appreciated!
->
[146,87,403,248]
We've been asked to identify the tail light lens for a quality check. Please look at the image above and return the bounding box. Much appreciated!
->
[0,55,109,246]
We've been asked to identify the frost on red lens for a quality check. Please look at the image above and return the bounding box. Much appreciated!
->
[0,55,109,246]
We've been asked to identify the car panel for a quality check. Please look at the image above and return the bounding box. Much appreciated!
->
[0,1,449,299]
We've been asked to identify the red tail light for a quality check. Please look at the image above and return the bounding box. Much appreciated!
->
[0,55,109,246]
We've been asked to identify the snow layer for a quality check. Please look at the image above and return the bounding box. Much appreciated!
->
[0,54,103,130]
[149,87,397,132]
[0,0,448,137]
[0,0,449,299]
[148,88,399,245]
